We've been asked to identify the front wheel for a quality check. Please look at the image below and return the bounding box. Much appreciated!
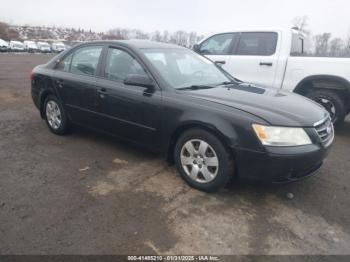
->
[306,89,346,126]
[174,129,234,192]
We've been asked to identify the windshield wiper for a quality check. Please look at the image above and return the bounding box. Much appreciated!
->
[217,81,236,86]
[217,80,242,86]
[177,85,216,91]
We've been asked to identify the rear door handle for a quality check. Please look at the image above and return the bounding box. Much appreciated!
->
[259,62,273,66]
[56,79,64,88]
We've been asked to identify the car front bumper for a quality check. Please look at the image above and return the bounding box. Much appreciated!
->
[235,143,333,183]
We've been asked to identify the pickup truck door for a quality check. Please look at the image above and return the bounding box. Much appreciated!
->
[203,32,280,89]
[226,32,280,88]
[197,32,239,70]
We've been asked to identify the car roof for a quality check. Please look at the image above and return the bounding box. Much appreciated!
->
[85,40,186,50]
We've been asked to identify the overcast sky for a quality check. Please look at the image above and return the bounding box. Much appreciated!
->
[1,0,349,38]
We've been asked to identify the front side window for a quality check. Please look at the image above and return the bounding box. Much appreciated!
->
[105,48,147,81]
[199,33,237,55]
[236,32,278,56]
[56,53,73,72]
[70,46,103,76]
[143,48,231,89]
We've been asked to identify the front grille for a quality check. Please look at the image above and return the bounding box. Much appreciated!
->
[314,117,334,146]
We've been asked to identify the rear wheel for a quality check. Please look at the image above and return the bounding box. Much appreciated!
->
[44,95,69,135]
[306,89,346,126]
[174,129,234,192]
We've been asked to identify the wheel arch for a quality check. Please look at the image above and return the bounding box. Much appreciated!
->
[166,122,236,164]
[294,75,350,103]
[39,89,57,118]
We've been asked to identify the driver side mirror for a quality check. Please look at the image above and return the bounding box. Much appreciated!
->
[124,74,155,89]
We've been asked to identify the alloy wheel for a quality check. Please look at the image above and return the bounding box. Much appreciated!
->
[46,100,62,130]
[180,139,219,183]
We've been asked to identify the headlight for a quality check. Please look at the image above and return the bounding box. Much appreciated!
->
[252,124,312,146]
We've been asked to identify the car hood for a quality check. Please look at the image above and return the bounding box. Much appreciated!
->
[184,83,328,127]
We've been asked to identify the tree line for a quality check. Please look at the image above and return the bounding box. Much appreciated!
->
[293,16,350,57]
[1,18,350,57]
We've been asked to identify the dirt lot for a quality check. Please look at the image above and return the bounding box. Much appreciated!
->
[0,53,350,255]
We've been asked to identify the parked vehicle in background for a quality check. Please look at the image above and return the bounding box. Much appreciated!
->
[24,41,38,53]
[51,42,66,53]
[194,28,350,125]
[30,40,333,192]
[37,42,51,53]
[8,41,25,52]
[0,39,9,52]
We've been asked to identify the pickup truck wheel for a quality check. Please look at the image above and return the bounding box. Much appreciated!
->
[306,90,346,126]
[174,129,234,192]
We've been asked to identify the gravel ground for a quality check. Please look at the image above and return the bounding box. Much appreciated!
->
[0,53,349,255]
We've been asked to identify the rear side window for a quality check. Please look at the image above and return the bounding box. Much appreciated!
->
[70,46,103,76]
[236,32,277,56]
[105,48,147,81]
[199,33,237,55]
[291,34,304,56]
[56,53,73,72]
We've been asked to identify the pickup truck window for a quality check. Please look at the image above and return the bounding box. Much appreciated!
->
[199,33,238,55]
[236,32,277,56]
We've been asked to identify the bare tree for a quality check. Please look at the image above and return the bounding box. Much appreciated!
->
[151,30,162,42]
[0,22,10,40]
[314,33,332,56]
[344,30,350,56]
[329,38,344,57]
[171,31,188,46]
[292,15,310,36]
[188,32,198,48]
[162,30,169,42]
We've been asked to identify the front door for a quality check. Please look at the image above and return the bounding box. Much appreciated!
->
[95,47,162,148]
[226,32,280,88]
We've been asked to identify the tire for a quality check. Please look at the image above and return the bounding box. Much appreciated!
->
[43,95,69,135]
[174,128,234,192]
[306,89,346,126]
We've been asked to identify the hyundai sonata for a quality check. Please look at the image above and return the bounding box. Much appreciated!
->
[31,40,334,192]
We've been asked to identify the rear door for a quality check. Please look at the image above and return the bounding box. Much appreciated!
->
[228,32,280,88]
[53,45,104,126]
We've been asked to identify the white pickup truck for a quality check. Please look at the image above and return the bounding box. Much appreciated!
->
[194,28,350,125]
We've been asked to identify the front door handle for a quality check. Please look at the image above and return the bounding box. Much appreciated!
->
[98,88,107,99]
[259,62,273,66]
[215,60,226,65]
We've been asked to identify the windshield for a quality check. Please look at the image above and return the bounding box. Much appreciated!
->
[142,48,231,89]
